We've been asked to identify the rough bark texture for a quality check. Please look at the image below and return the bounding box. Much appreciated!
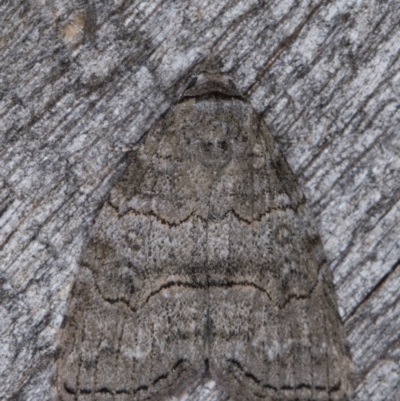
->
[0,1,399,400]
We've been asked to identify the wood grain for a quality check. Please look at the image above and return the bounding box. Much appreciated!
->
[1,1,399,400]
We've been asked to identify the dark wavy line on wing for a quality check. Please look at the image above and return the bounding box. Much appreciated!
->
[97,280,206,313]
[108,199,306,226]
[99,275,322,313]
[227,358,343,394]
[63,359,187,397]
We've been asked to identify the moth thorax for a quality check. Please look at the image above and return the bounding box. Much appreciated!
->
[198,120,232,169]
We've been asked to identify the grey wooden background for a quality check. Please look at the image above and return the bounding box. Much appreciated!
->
[1,0,399,400]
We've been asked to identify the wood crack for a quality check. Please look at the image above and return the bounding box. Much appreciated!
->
[245,0,329,95]
[345,257,400,326]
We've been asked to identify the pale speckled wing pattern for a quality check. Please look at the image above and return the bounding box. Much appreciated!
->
[55,72,351,401]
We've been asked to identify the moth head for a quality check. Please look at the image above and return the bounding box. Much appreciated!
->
[181,71,243,99]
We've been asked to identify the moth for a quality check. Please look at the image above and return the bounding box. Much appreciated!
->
[55,71,352,401]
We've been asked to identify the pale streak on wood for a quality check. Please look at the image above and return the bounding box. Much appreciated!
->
[1,0,400,400]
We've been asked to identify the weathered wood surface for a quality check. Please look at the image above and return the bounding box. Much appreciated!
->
[0,1,399,400]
